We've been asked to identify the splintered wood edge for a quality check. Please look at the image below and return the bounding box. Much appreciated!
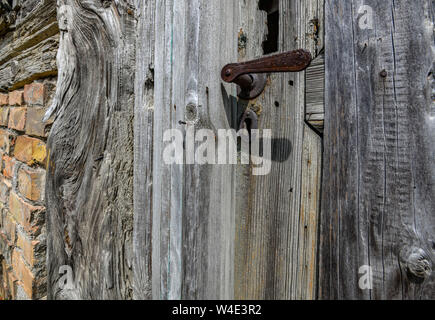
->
[305,52,324,133]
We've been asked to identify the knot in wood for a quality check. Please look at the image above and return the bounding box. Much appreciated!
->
[185,103,199,124]
[406,247,432,280]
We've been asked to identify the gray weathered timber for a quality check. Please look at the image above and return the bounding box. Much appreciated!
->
[0,35,58,91]
[234,0,323,300]
[296,124,322,299]
[45,0,135,299]
[132,0,155,300]
[149,0,238,300]
[320,0,435,299]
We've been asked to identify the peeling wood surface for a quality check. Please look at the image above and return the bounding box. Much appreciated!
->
[320,0,435,299]
[46,0,135,300]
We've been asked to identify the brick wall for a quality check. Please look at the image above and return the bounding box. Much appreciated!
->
[0,80,55,300]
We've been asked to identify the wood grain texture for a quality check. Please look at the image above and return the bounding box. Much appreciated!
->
[132,0,155,300]
[296,124,322,299]
[45,0,135,300]
[41,0,325,300]
[148,0,238,300]
[234,0,323,300]
[0,35,59,91]
[0,0,49,37]
[320,0,435,299]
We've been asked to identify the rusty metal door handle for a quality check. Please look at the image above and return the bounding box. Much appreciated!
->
[221,49,312,100]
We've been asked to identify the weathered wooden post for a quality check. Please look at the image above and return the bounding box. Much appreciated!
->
[46,0,136,299]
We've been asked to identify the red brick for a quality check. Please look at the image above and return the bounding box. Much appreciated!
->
[12,249,34,299]
[8,192,45,237]
[20,264,35,299]
[1,260,9,289]
[24,83,45,106]
[17,232,39,268]
[1,259,7,279]
[11,250,20,277]
[25,107,52,137]
[0,107,9,126]
[13,136,47,166]
[8,107,27,131]
[0,93,8,106]
[0,178,12,204]
[2,213,16,244]
[17,167,45,201]
[0,179,10,203]
[5,269,18,299]
[2,155,15,179]
[8,91,23,106]
[0,129,16,155]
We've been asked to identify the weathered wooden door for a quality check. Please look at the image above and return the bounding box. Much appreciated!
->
[133,0,324,300]
[44,0,435,300]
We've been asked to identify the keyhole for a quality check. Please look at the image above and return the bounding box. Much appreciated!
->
[244,118,253,135]
[259,0,279,54]
[239,109,258,142]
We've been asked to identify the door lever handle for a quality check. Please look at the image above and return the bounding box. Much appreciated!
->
[221,49,312,100]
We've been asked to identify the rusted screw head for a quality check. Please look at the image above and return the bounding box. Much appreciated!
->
[380,69,388,78]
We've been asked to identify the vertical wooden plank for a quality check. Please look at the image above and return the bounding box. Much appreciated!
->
[133,0,155,300]
[320,0,435,299]
[296,125,322,300]
[190,0,238,300]
[152,0,238,299]
[297,0,324,300]
[152,0,176,299]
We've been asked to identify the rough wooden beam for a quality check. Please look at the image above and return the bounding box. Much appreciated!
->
[0,0,58,91]
[320,0,435,299]
[45,0,135,300]
[0,35,58,91]
[0,0,58,66]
